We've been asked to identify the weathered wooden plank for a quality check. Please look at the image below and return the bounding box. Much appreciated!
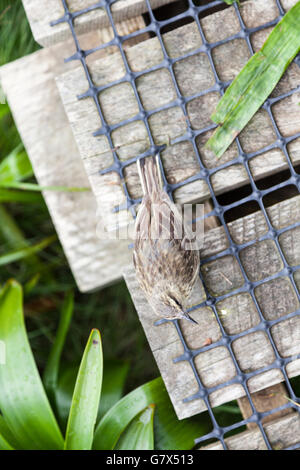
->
[124,194,300,419]
[201,413,300,450]
[56,0,300,233]
[0,34,134,292]
[0,16,222,294]
[22,0,173,47]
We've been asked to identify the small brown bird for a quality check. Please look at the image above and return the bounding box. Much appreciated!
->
[133,155,200,324]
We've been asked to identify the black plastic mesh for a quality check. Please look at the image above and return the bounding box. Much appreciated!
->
[51,0,300,450]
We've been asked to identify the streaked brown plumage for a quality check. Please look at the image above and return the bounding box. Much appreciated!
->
[133,155,200,323]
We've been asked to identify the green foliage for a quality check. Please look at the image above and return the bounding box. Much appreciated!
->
[54,358,129,434]
[0,432,13,450]
[93,376,208,450]
[0,144,33,184]
[0,188,43,203]
[0,281,64,450]
[0,0,299,453]
[0,414,20,449]
[0,1,39,67]
[206,2,300,157]
[0,235,57,266]
[115,405,155,450]
[0,2,87,285]
[0,0,157,395]
[0,281,205,450]
[64,329,103,450]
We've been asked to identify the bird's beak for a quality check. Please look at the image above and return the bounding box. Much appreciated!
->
[181,312,198,325]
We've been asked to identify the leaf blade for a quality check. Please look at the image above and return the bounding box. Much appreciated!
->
[93,377,208,450]
[0,414,20,449]
[0,280,64,450]
[64,329,103,450]
[206,2,300,157]
[0,431,14,450]
[55,359,129,432]
[115,405,155,450]
[98,359,129,421]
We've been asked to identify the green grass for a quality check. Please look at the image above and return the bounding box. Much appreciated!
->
[0,1,39,66]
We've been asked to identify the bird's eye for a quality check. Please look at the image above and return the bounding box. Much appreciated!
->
[168,294,182,309]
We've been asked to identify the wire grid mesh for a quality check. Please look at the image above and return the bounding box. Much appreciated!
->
[51,0,300,449]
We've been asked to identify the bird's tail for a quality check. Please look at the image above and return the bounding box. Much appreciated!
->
[137,155,163,198]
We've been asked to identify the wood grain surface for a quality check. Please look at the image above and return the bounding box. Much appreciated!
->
[22,0,173,46]
[56,0,300,233]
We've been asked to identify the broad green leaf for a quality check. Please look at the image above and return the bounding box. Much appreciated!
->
[0,280,64,450]
[43,292,74,409]
[115,405,155,450]
[0,414,20,449]
[55,359,129,431]
[0,104,9,120]
[64,329,103,450]
[93,377,209,450]
[0,188,43,203]
[0,431,13,450]
[0,234,57,266]
[206,2,300,157]
[222,0,238,4]
[0,145,33,184]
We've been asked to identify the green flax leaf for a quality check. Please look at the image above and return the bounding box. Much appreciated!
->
[206,2,300,157]
[55,359,129,431]
[64,329,103,450]
[115,405,155,450]
[0,431,14,450]
[0,280,64,450]
[0,414,20,449]
[93,377,208,450]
